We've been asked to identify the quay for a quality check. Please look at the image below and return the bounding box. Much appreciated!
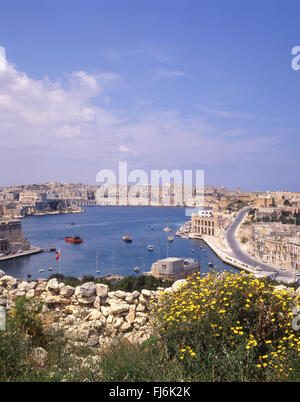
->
[0,246,43,261]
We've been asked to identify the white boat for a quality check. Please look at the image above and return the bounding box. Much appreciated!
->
[162,220,172,232]
[148,245,154,251]
[96,270,100,274]
[122,235,132,242]
[134,266,140,273]
[48,267,52,271]
[168,236,174,242]
[39,269,44,273]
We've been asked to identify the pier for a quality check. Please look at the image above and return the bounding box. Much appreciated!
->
[0,246,43,261]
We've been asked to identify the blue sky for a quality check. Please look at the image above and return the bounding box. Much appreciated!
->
[0,0,300,190]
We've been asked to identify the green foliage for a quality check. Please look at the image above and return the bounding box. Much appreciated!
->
[10,297,46,346]
[48,273,172,292]
[98,339,183,382]
[0,326,32,381]
[112,275,172,292]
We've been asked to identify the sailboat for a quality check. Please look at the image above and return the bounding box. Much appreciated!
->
[96,247,100,274]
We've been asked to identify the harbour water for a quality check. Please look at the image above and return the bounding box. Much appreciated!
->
[0,206,238,279]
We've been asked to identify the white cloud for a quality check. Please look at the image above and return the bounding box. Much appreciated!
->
[153,68,186,80]
[0,60,281,185]
[197,104,254,119]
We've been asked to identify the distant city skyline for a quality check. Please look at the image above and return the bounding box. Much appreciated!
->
[0,0,300,191]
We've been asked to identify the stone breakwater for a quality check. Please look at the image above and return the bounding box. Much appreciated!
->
[0,270,187,348]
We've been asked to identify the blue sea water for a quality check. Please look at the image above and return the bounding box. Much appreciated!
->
[0,206,238,279]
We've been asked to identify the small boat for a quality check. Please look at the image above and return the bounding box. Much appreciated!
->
[65,236,83,244]
[48,267,53,271]
[162,220,172,232]
[200,245,202,249]
[96,270,100,274]
[122,235,132,243]
[202,249,206,252]
[208,262,213,267]
[39,269,44,273]
[148,245,154,251]
[27,273,32,278]
[168,236,174,242]
[192,249,195,252]
[134,266,140,273]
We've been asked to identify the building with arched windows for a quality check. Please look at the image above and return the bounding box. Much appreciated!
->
[191,213,220,236]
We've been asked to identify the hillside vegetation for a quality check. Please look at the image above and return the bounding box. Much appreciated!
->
[1,271,300,382]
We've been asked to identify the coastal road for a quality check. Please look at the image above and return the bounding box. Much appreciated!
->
[224,207,295,280]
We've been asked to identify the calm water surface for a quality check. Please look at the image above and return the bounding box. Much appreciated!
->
[0,207,238,279]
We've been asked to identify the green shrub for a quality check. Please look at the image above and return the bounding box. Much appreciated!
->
[9,297,46,346]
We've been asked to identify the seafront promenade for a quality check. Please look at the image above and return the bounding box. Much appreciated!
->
[199,208,296,283]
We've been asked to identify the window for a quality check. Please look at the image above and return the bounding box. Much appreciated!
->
[162,264,166,270]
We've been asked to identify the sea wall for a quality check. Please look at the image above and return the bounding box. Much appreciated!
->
[0,271,185,347]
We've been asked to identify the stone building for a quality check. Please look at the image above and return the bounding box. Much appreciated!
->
[0,219,30,252]
[149,257,200,280]
[249,222,300,272]
[191,213,219,236]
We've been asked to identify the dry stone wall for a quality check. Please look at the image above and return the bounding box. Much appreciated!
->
[0,270,183,347]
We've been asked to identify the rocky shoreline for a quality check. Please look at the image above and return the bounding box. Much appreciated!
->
[0,270,185,348]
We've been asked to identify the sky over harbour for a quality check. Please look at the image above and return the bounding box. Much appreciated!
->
[0,0,300,191]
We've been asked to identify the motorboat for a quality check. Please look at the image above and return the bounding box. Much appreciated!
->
[134,266,140,273]
[65,236,83,244]
[148,245,154,251]
[122,235,132,243]
[168,236,174,242]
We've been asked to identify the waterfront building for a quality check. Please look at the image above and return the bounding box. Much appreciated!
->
[191,212,220,236]
[0,219,30,252]
[149,257,200,280]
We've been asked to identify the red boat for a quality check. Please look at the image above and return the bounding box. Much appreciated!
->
[65,236,83,244]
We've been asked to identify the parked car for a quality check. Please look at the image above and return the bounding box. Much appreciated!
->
[256,266,262,271]
[0,253,4,257]
[296,271,300,277]
[280,267,286,271]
